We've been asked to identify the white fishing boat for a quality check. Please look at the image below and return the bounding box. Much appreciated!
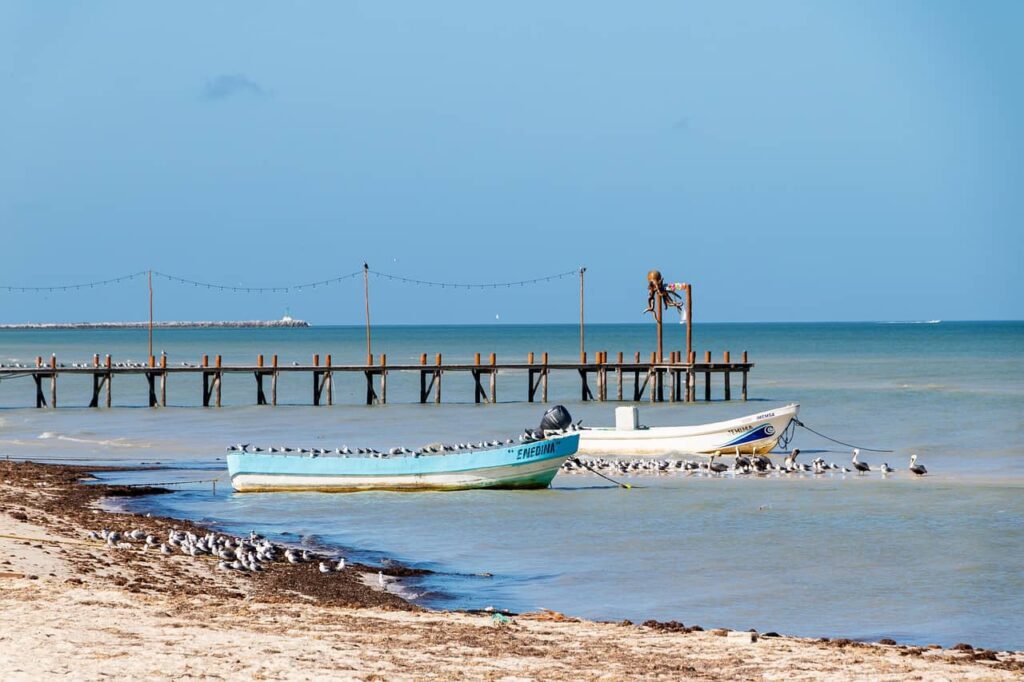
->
[577,403,799,457]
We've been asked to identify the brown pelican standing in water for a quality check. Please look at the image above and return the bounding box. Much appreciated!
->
[909,454,928,476]
[851,449,871,473]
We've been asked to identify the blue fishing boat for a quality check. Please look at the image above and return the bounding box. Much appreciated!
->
[227,407,580,493]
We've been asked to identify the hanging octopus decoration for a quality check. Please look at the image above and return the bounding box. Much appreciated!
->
[643,270,684,316]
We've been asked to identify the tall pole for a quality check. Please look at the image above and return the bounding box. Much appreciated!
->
[363,263,372,362]
[148,270,153,359]
[578,267,586,362]
[685,283,692,362]
[655,288,663,362]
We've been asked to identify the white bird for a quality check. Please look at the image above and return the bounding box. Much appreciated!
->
[909,454,928,476]
[851,449,871,473]
[160,543,173,555]
[880,462,894,474]
[378,571,386,588]
[318,562,333,574]
[336,558,346,571]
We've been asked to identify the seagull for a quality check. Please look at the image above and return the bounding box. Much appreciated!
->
[378,571,386,588]
[318,562,333,574]
[880,462,894,474]
[336,558,346,571]
[851,449,871,473]
[909,454,928,476]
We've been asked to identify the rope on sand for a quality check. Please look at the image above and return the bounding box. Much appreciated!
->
[569,457,634,489]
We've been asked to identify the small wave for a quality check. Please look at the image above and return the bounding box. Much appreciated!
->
[35,432,150,448]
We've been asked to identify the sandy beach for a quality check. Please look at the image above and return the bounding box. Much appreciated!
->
[0,461,1019,681]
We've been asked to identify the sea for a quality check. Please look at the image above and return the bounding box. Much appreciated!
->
[1,321,1022,650]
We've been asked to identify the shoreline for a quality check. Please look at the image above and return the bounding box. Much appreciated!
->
[1,461,1021,680]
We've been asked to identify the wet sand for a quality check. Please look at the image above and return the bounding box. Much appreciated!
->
[0,461,1021,681]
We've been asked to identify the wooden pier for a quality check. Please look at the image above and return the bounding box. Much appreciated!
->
[0,351,753,408]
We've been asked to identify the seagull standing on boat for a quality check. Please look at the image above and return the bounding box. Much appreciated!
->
[909,454,928,476]
[851,449,871,473]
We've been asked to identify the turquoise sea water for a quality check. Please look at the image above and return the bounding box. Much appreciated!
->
[1,322,1022,649]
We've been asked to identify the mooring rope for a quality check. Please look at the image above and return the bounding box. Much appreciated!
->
[569,457,634,489]
[793,418,893,453]
[112,478,221,487]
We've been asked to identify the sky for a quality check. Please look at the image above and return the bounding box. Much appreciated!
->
[1,1,1021,324]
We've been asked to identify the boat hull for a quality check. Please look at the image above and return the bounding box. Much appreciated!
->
[228,433,579,492]
[577,404,798,457]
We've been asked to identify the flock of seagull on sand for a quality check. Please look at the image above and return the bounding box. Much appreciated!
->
[562,449,929,477]
[225,426,568,459]
[83,527,396,586]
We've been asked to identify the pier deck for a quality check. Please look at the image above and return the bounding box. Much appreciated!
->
[0,351,753,408]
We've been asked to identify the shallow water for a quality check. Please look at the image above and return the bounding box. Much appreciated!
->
[1,322,1022,649]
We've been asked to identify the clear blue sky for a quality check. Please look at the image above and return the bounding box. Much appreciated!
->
[1,2,1021,324]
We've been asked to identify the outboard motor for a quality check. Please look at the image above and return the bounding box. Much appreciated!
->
[538,405,573,434]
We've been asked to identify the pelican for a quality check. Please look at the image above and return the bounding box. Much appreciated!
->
[909,454,928,476]
[851,449,871,473]
[708,454,729,474]
[784,449,800,470]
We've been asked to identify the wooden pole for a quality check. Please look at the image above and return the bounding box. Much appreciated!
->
[363,263,372,361]
[616,351,623,401]
[541,352,549,402]
[655,289,664,362]
[105,354,112,407]
[160,353,167,407]
[326,354,333,406]
[434,353,442,404]
[489,353,497,403]
[742,350,748,401]
[271,354,278,406]
[684,283,693,363]
[704,350,711,402]
[380,353,387,404]
[723,350,731,401]
[147,270,154,359]
[50,354,57,409]
[579,267,586,362]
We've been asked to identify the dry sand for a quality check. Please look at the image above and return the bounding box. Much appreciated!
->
[0,460,1021,681]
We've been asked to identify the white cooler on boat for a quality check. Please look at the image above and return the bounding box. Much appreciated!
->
[615,406,639,431]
